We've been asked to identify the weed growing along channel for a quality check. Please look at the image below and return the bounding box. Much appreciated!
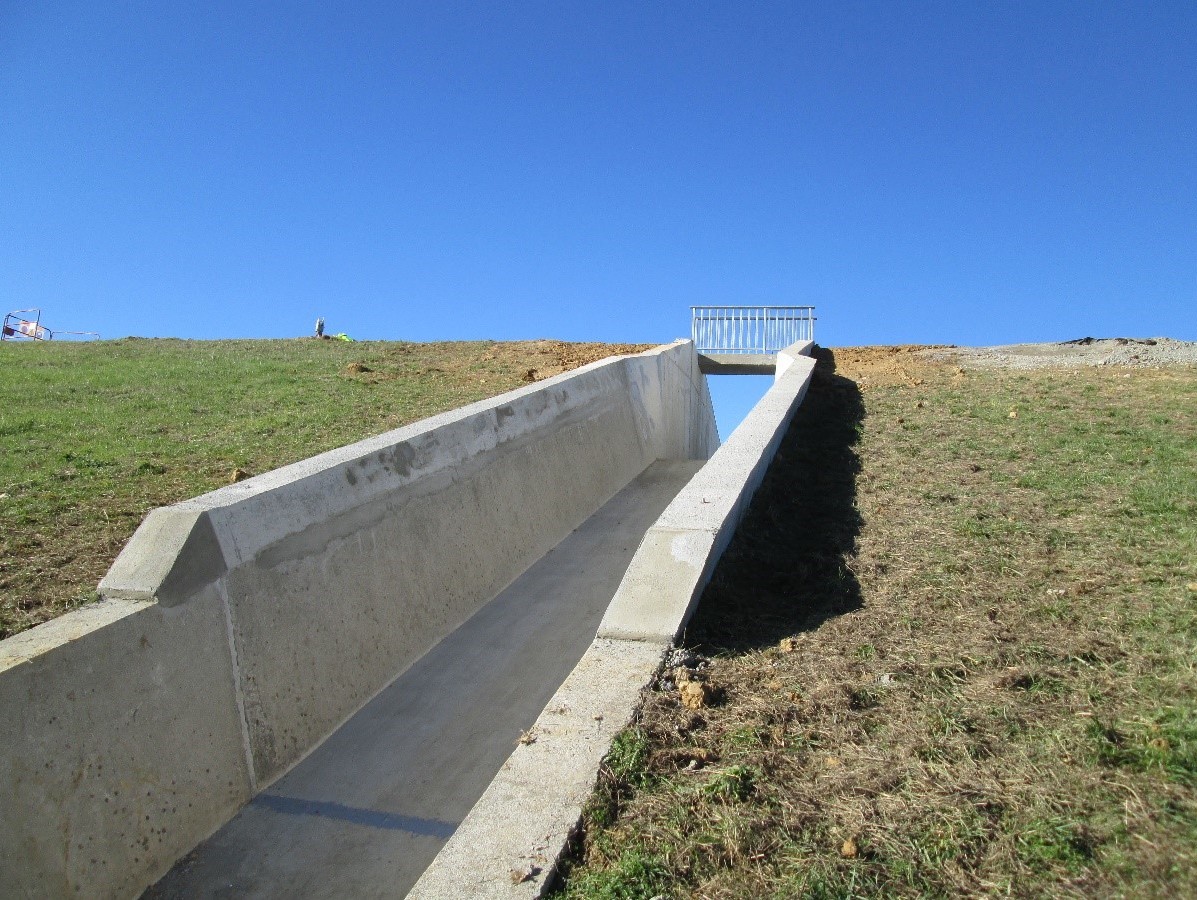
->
[558,350,1197,898]
[0,337,648,638]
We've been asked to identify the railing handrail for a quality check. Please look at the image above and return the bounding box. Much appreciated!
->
[690,305,815,310]
[690,305,816,355]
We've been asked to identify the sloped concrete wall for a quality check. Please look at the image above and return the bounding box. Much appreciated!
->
[0,592,250,899]
[409,340,817,900]
[0,340,716,899]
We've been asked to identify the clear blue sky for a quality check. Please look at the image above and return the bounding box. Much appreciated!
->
[3,2,1195,433]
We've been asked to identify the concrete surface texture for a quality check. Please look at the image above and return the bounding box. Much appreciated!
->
[598,341,816,642]
[407,639,667,900]
[0,591,252,899]
[410,340,816,899]
[146,461,702,899]
[0,341,716,899]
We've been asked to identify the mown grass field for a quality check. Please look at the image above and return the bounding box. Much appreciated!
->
[0,337,648,638]
[558,349,1197,899]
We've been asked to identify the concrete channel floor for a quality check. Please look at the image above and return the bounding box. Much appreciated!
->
[144,459,703,899]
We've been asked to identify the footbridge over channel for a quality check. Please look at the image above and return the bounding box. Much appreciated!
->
[1,331,817,899]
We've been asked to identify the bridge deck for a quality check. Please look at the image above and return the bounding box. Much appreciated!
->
[697,352,777,375]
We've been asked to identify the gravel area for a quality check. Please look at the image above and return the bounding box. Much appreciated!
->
[926,336,1197,369]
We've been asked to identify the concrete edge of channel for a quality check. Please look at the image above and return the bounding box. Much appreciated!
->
[96,338,700,600]
[408,340,817,899]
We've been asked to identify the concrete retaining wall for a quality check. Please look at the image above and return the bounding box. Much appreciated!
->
[598,340,816,642]
[0,340,717,899]
[409,340,817,899]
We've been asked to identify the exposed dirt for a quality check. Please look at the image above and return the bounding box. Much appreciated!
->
[824,344,958,387]
[485,339,655,383]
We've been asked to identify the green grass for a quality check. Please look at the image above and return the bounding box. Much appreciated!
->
[0,336,646,638]
[563,849,672,900]
[556,353,1197,899]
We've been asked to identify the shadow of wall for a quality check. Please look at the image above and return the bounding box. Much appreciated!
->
[684,347,865,653]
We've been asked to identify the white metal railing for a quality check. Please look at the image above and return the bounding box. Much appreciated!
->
[691,306,816,354]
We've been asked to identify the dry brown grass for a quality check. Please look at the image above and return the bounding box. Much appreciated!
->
[558,349,1197,899]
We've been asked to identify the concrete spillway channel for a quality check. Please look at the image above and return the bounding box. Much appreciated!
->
[146,460,702,897]
[0,339,816,898]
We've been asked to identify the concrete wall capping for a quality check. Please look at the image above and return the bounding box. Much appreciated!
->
[1,340,718,899]
[411,340,817,898]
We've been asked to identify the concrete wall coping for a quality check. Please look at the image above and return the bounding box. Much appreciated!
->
[409,340,819,899]
[776,339,815,378]
[98,340,700,605]
[0,597,152,675]
[179,342,680,512]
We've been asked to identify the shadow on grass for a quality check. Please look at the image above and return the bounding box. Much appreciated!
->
[683,347,864,654]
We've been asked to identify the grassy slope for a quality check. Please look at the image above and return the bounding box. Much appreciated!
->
[559,349,1197,899]
[0,337,649,638]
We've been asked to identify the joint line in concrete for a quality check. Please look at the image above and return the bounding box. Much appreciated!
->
[219,578,257,794]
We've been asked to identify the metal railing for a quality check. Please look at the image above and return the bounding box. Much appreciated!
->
[2,308,100,341]
[691,306,816,354]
